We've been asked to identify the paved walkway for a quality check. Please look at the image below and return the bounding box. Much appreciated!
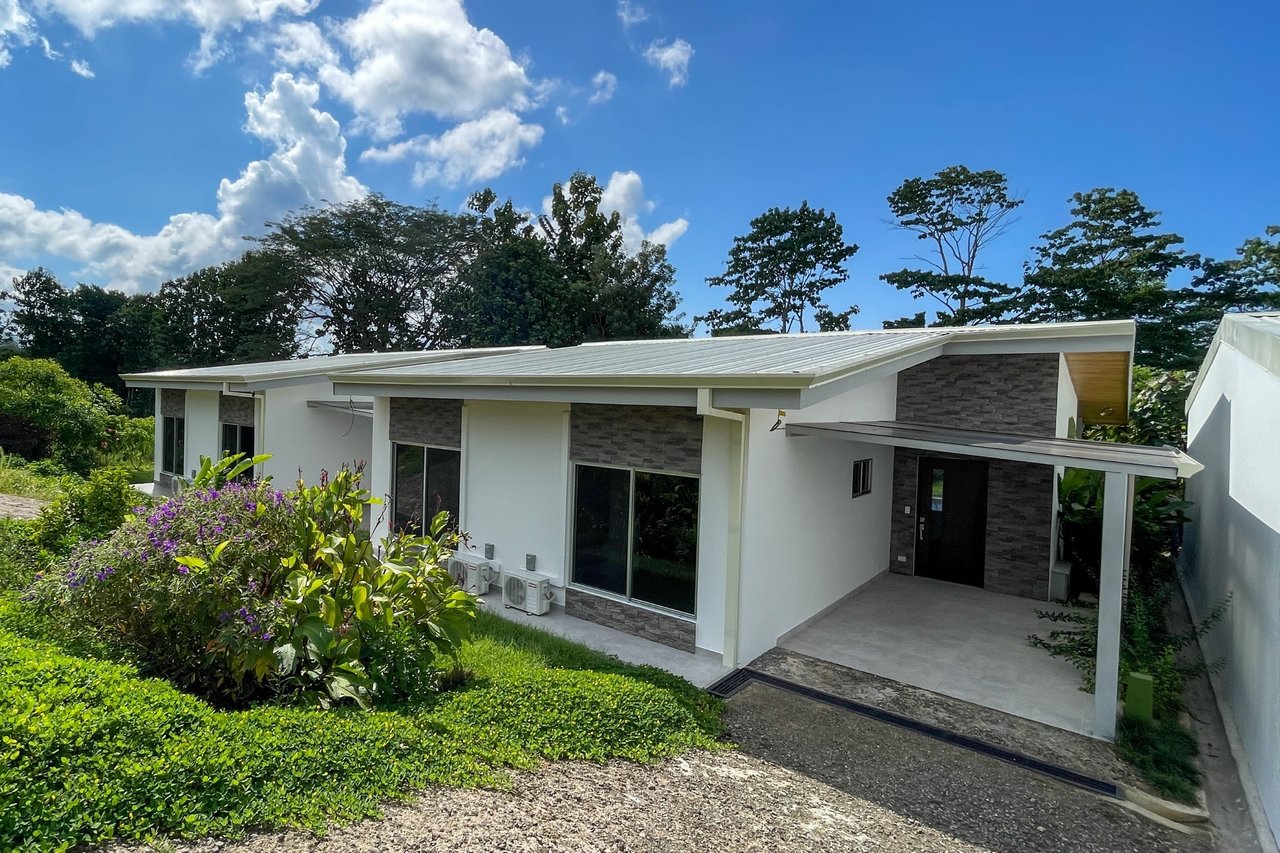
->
[0,494,46,520]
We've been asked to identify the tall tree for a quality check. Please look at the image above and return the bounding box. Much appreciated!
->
[256,194,482,353]
[1015,188,1193,367]
[881,165,1023,326]
[458,174,686,347]
[699,201,859,334]
[158,251,303,367]
[6,268,74,358]
[537,173,685,342]
[1172,226,1280,366]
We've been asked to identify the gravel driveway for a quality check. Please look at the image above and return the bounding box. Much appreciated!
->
[109,680,1212,853]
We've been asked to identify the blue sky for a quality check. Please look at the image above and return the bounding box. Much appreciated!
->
[1,0,1276,329]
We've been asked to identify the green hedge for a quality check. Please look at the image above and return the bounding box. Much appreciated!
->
[0,607,724,851]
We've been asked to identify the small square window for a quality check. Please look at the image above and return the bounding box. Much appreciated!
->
[851,458,873,499]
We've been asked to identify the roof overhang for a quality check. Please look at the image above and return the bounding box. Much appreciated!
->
[1185,312,1280,414]
[786,420,1201,480]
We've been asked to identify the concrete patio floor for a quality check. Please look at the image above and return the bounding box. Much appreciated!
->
[778,572,1096,735]
[478,589,732,688]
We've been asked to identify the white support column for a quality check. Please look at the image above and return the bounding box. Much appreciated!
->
[1094,470,1133,740]
[369,397,392,544]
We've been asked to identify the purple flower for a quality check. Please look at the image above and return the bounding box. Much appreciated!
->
[260,632,273,642]
[176,564,190,575]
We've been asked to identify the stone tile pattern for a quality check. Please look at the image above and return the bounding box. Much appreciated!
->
[895,353,1058,433]
[218,394,254,427]
[890,354,1060,600]
[565,588,696,652]
[569,404,702,474]
[389,398,462,448]
[160,388,185,418]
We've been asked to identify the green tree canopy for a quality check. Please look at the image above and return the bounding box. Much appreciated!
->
[1015,188,1194,367]
[699,201,858,334]
[881,165,1023,327]
[0,356,122,472]
[255,194,482,353]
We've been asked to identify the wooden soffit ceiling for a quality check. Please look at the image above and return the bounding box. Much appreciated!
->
[1065,351,1131,426]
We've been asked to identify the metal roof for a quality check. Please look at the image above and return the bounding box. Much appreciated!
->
[786,420,1202,480]
[1186,312,1280,413]
[121,346,543,390]
[332,320,1135,391]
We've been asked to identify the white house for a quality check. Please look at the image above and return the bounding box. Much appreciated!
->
[122,348,538,490]
[1182,311,1280,848]
[327,320,1200,741]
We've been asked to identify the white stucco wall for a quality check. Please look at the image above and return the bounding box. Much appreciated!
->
[258,381,374,487]
[184,390,221,480]
[735,376,898,664]
[1183,342,1280,848]
[1049,355,1082,576]
[694,416,732,654]
[460,400,572,595]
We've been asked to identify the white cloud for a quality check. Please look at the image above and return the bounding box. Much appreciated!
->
[643,37,693,87]
[268,19,336,68]
[68,57,92,77]
[554,105,569,125]
[0,72,365,291]
[318,0,531,139]
[31,0,316,37]
[0,0,36,67]
[361,109,542,188]
[616,0,647,28]
[587,70,616,105]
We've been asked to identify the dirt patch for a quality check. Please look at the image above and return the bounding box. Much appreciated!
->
[0,493,47,520]
[749,647,1146,790]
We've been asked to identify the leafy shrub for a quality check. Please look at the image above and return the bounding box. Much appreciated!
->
[0,519,39,591]
[30,466,142,559]
[0,357,123,473]
[103,414,155,471]
[28,457,479,708]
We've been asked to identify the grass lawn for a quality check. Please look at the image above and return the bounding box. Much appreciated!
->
[0,602,725,852]
[0,468,64,502]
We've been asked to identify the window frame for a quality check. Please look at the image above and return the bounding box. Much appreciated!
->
[161,415,185,476]
[569,461,700,618]
[851,458,873,499]
[391,440,462,534]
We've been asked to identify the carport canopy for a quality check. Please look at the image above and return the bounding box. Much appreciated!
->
[785,419,1203,741]
[784,420,1201,480]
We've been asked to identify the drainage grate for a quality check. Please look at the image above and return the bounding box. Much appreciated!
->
[706,668,754,698]
[710,668,1122,800]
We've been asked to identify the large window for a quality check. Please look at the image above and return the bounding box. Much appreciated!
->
[571,464,699,616]
[392,443,461,534]
[161,416,185,476]
[220,423,256,481]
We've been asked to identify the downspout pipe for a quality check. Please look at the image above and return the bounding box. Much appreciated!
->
[697,389,747,669]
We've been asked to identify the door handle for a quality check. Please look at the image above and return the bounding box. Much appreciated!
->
[917,520,925,541]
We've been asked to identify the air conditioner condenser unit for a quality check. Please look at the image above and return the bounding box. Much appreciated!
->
[502,570,553,616]
[447,553,495,595]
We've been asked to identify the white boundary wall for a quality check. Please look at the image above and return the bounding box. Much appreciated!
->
[1183,341,1280,848]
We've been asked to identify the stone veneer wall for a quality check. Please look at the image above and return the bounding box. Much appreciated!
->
[218,394,254,427]
[389,398,463,448]
[569,404,701,474]
[567,403,703,649]
[160,389,185,418]
[564,588,696,652]
[890,354,1060,600]
[896,353,1059,433]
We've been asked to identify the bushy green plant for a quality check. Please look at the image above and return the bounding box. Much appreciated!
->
[27,459,478,708]
[0,357,123,473]
[30,466,143,559]
[0,609,723,852]
[103,414,155,470]
[0,519,39,591]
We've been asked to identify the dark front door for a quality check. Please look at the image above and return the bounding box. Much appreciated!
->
[915,457,989,587]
